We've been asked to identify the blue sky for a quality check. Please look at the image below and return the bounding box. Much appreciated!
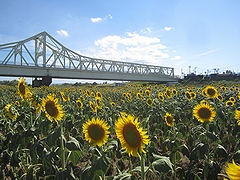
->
[0,0,240,83]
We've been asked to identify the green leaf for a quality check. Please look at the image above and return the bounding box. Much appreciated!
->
[2,151,10,166]
[10,151,20,167]
[113,172,137,180]
[193,174,201,180]
[107,139,119,151]
[233,150,240,161]
[54,167,75,180]
[180,144,190,158]
[91,153,110,173]
[69,150,83,166]
[206,132,219,142]
[66,136,81,151]
[170,151,181,164]
[46,128,61,147]
[131,165,150,173]
[39,120,51,136]
[19,129,34,148]
[216,144,228,160]
[152,155,173,174]
[190,143,208,160]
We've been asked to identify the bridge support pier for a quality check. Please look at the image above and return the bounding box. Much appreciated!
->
[32,76,52,87]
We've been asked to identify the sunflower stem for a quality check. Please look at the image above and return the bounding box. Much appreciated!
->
[172,125,177,180]
[139,153,145,180]
[60,121,66,170]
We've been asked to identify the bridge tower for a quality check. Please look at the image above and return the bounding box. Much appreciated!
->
[0,31,178,86]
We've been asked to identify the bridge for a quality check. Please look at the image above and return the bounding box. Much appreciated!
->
[0,31,178,86]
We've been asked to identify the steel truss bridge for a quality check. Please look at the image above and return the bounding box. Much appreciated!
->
[0,31,178,86]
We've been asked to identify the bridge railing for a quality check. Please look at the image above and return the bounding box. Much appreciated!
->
[0,31,174,77]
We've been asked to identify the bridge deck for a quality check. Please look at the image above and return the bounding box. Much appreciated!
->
[0,31,178,83]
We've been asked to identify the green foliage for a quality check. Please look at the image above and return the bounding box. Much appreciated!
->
[0,80,240,179]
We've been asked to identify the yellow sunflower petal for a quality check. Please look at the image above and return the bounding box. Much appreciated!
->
[82,118,110,146]
[115,113,150,157]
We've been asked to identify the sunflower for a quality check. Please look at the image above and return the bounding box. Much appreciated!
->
[115,112,150,157]
[110,102,116,107]
[95,97,102,109]
[235,109,240,125]
[42,94,64,122]
[172,89,178,95]
[17,77,32,100]
[146,98,153,106]
[229,87,235,91]
[127,93,132,102]
[145,89,151,97]
[203,85,218,98]
[229,97,236,102]
[60,92,70,102]
[164,112,174,127]
[89,101,97,112]
[4,104,18,120]
[185,91,192,100]
[225,159,240,179]
[15,101,20,106]
[193,103,216,123]
[158,92,164,101]
[76,99,83,108]
[80,96,85,101]
[96,91,102,99]
[136,92,143,99]
[165,88,172,98]
[216,94,223,101]
[221,86,226,91]
[226,100,234,107]
[122,93,127,98]
[82,117,110,146]
[190,92,196,98]
[85,90,91,96]
[200,100,208,105]
[30,96,42,113]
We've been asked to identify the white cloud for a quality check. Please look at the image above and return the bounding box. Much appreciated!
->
[56,30,69,37]
[91,14,113,23]
[140,27,152,34]
[91,17,103,23]
[108,14,113,19]
[92,32,169,65]
[164,27,173,31]
[191,48,222,59]
[171,56,181,60]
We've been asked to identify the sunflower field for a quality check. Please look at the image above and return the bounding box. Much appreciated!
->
[0,78,240,180]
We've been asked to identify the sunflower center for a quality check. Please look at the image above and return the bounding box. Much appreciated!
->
[88,124,104,140]
[186,93,191,99]
[123,124,141,148]
[166,90,171,97]
[198,107,211,119]
[19,82,25,94]
[147,99,152,105]
[77,101,82,107]
[227,101,233,106]
[45,101,58,117]
[207,88,216,96]
[166,116,173,124]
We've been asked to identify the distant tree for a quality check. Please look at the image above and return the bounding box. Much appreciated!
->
[0,80,18,86]
[73,82,82,86]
